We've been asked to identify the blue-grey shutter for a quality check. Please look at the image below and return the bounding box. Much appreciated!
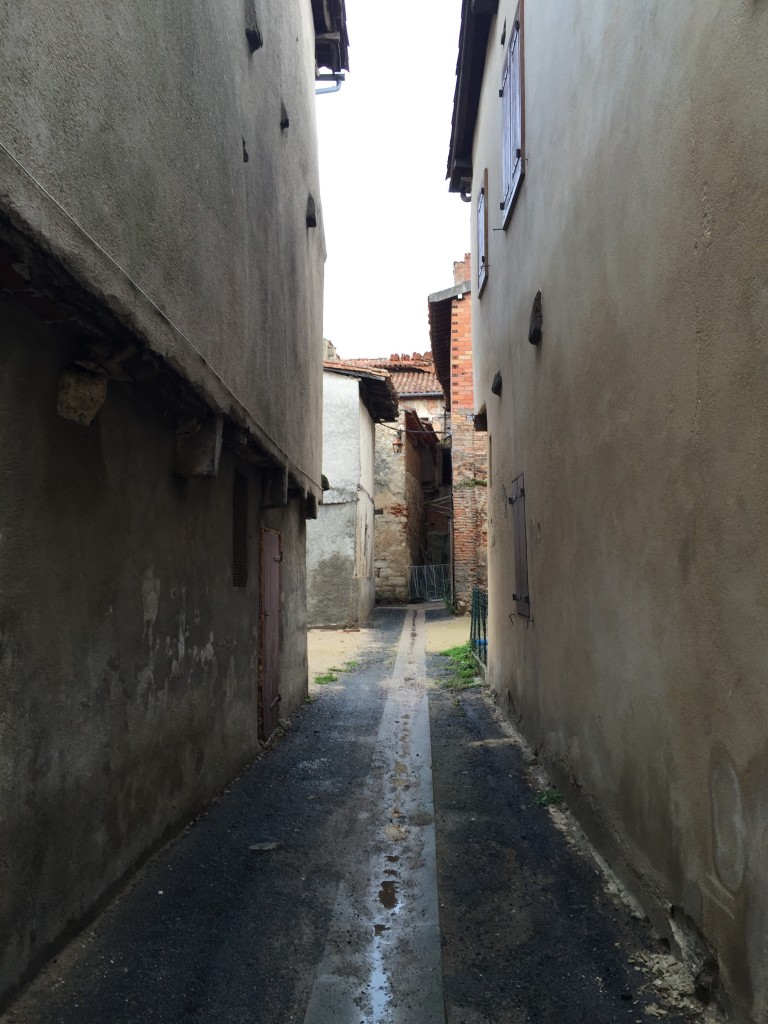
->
[501,12,523,224]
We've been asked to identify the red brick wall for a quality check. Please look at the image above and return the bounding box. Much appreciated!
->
[448,255,489,611]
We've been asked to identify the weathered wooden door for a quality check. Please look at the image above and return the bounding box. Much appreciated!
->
[259,528,281,740]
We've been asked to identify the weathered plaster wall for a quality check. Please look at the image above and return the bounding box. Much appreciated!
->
[373,396,448,601]
[355,396,376,621]
[320,374,363,495]
[470,1,768,1017]
[0,0,324,494]
[307,374,376,626]
[0,299,308,1000]
[373,427,411,601]
[263,497,308,713]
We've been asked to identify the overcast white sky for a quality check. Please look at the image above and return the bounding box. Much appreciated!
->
[315,0,470,361]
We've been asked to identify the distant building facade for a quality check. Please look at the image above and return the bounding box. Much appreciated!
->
[307,354,398,626]
[349,355,450,601]
[430,254,488,613]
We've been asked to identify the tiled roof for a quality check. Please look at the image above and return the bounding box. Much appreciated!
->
[344,356,444,398]
[389,370,443,396]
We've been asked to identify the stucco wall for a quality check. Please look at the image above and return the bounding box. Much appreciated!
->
[0,297,310,1000]
[263,497,309,711]
[320,374,363,493]
[0,0,324,494]
[356,396,376,620]
[307,501,359,627]
[469,1,768,1017]
[307,374,376,626]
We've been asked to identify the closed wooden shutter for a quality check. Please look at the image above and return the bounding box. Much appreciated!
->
[509,474,530,617]
[500,8,524,226]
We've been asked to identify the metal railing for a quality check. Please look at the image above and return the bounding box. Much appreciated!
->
[409,564,451,602]
[470,587,488,665]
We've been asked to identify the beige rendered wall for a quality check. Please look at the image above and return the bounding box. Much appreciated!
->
[470,1,768,1018]
[307,374,363,626]
[0,0,324,495]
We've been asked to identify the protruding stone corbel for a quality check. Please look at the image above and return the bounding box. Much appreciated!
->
[174,415,223,477]
[305,493,318,520]
[263,466,289,509]
[57,366,108,426]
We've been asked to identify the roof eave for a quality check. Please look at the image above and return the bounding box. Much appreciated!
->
[323,363,399,422]
[428,295,454,407]
[447,0,499,193]
[311,0,350,73]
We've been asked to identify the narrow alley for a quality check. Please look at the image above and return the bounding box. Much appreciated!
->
[3,608,716,1024]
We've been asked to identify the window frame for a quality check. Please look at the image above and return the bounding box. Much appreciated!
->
[500,4,524,228]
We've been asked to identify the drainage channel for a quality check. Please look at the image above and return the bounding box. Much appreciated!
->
[302,607,445,1024]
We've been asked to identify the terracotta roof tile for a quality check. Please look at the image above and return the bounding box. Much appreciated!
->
[388,370,443,396]
[343,356,444,398]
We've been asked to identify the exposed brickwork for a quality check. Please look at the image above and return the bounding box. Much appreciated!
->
[446,253,489,612]
[372,394,449,601]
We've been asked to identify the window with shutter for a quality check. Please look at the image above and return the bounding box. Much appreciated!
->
[500,7,524,227]
[508,473,530,617]
[477,167,489,296]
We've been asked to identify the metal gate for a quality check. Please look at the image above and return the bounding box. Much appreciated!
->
[470,587,488,666]
[259,528,281,740]
[409,563,451,602]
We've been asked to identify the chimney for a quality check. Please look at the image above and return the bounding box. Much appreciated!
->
[323,339,340,361]
[453,252,471,286]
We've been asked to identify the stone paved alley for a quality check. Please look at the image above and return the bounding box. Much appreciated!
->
[3,608,720,1024]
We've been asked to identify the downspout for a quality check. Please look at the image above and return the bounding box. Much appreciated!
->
[315,74,345,96]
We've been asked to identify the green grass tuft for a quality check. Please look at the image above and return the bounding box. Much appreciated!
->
[536,787,564,807]
[314,671,339,685]
[437,641,480,689]
[314,661,359,686]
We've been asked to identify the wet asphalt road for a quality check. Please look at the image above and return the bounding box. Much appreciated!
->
[3,607,704,1024]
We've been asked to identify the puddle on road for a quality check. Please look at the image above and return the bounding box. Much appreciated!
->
[373,923,389,936]
[378,880,399,910]
[370,950,390,1021]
